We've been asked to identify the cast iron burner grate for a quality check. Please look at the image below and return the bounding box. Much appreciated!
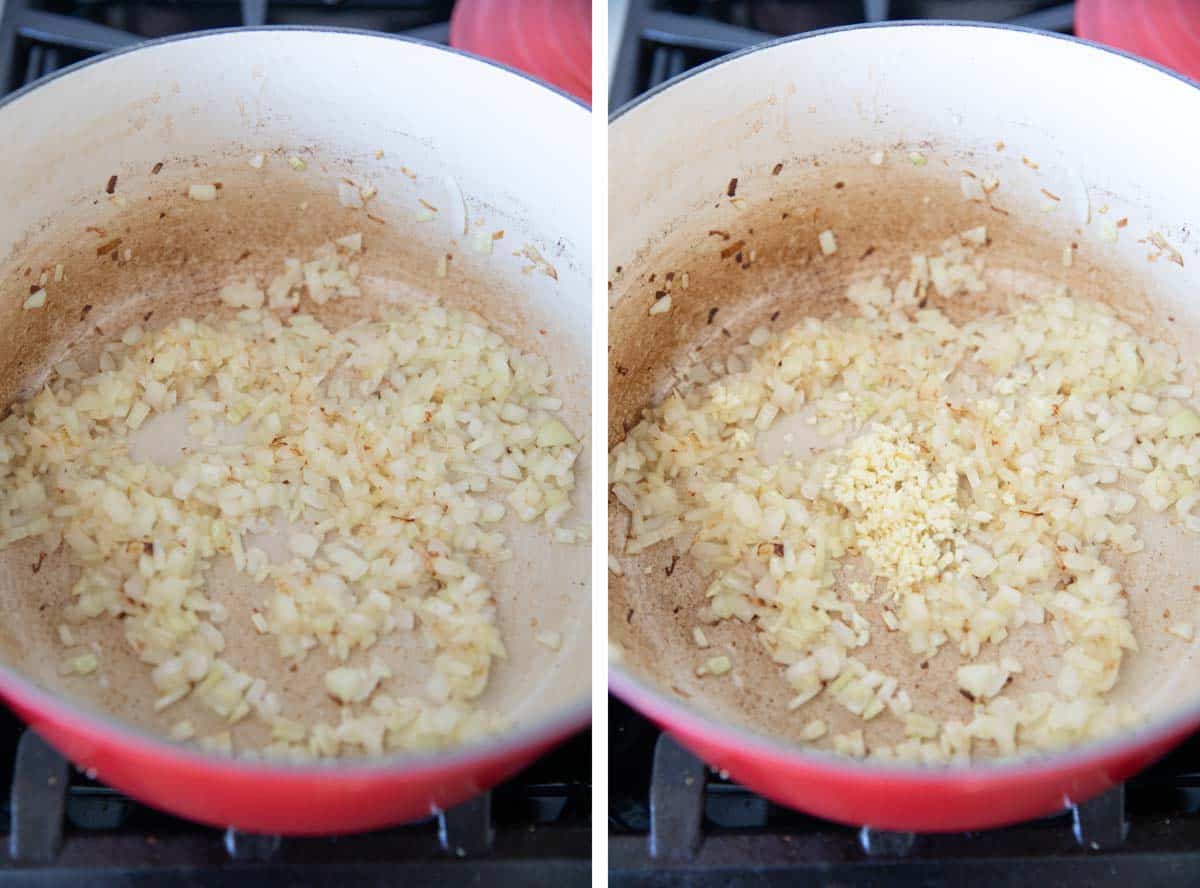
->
[0,0,455,97]
[609,699,1200,887]
[0,709,589,885]
[610,0,1076,111]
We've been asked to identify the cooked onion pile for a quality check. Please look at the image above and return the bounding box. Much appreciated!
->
[611,230,1200,763]
[0,235,582,759]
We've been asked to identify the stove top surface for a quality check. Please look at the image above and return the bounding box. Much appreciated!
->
[0,708,590,884]
[610,699,1200,887]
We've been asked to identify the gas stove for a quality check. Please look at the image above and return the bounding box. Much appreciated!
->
[610,701,1200,886]
[0,706,589,885]
[608,3,1200,885]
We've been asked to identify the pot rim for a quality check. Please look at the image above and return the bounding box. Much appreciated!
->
[610,19,1195,124]
[5,669,590,776]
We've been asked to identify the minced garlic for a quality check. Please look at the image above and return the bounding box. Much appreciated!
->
[826,425,963,597]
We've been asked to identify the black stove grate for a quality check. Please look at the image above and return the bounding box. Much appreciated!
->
[610,0,1075,111]
[0,709,589,884]
[609,700,1200,886]
[0,0,455,97]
